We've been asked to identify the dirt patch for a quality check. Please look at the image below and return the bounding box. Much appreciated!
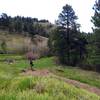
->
[21,69,51,76]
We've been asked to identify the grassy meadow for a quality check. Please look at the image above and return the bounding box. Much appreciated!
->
[0,54,100,100]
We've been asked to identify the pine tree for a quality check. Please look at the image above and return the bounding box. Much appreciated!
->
[91,0,100,71]
[55,4,79,65]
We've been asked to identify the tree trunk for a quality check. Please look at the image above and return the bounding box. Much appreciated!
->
[67,28,70,65]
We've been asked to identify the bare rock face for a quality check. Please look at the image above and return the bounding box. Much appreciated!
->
[5,58,15,64]
[32,35,49,57]
[0,34,49,57]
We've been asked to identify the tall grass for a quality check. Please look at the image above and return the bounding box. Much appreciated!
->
[0,76,99,100]
[0,55,100,99]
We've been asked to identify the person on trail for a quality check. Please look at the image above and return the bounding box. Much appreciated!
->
[30,60,34,70]
[26,51,36,70]
[26,51,38,70]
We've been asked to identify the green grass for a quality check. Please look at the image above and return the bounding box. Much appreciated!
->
[0,54,100,99]
[0,54,23,61]
[34,57,55,69]
[0,76,99,100]
[50,66,100,88]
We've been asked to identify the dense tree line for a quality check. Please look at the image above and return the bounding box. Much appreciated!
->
[0,13,53,37]
[89,0,100,71]
[48,1,100,72]
[82,0,100,72]
[49,4,87,66]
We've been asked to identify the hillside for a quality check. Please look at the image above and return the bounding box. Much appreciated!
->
[0,55,100,100]
[0,0,100,99]
[0,31,49,56]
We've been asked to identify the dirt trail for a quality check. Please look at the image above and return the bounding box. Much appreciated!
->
[52,75,100,96]
[21,69,50,76]
[21,69,100,96]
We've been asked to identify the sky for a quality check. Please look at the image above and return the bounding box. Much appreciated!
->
[0,0,95,32]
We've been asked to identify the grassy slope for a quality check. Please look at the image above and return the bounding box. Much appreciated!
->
[0,55,100,99]
[51,67,100,88]
[0,76,99,100]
